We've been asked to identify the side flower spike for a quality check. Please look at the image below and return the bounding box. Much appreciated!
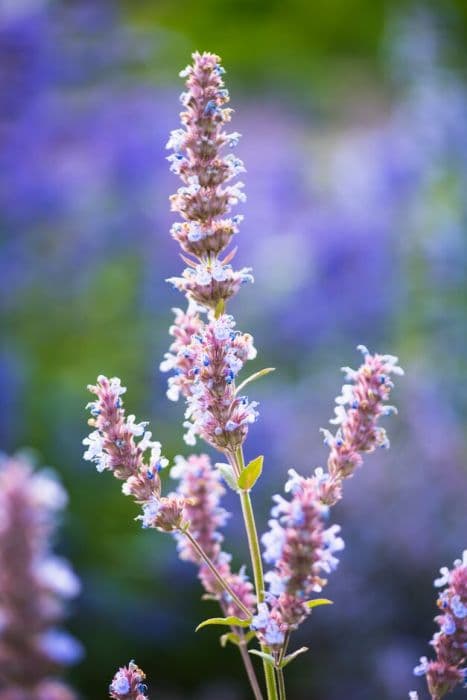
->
[318,345,403,505]
[413,551,467,700]
[83,375,185,532]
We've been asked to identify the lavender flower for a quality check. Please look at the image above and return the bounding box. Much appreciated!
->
[180,315,258,449]
[259,470,344,637]
[159,302,205,402]
[167,51,249,296]
[84,375,186,532]
[413,551,467,699]
[0,453,81,698]
[318,345,403,505]
[171,454,255,618]
[165,52,253,307]
[109,660,149,700]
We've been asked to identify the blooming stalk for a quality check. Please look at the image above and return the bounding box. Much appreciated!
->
[0,454,81,699]
[109,661,149,700]
[254,471,344,647]
[318,345,404,506]
[83,376,251,616]
[413,551,467,699]
[85,50,407,700]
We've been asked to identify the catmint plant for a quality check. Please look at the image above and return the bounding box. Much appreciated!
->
[83,52,405,700]
[0,453,81,699]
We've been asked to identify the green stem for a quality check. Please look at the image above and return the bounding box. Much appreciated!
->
[237,630,264,700]
[233,447,279,700]
[182,529,251,619]
[276,667,286,700]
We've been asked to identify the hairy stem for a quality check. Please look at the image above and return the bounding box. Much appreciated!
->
[182,530,251,619]
[237,630,264,700]
[233,447,279,700]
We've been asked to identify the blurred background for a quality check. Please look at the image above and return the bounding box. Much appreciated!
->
[1,0,466,697]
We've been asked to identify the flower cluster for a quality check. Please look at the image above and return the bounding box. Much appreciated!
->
[166,51,252,309]
[0,454,81,699]
[159,302,205,402]
[180,315,258,449]
[253,471,344,646]
[83,375,186,532]
[109,660,149,700]
[318,345,404,505]
[413,551,467,699]
[171,454,255,618]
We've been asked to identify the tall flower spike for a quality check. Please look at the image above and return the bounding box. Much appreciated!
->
[167,51,253,308]
[318,345,404,505]
[109,660,149,700]
[413,551,467,700]
[171,454,255,618]
[256,470,344,642]
[84,376,186,533]
[0,454,81,699]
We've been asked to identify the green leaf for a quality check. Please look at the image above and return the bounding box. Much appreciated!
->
[304,598,333,609]
[280,646,309,668]
[195,616,251,632]
[248,649,275,667]
[220,630,257,648]
[215,462,239,492]
[235,367,275,395]
[220,632,241,648]
[214,298,225,319]
[238,455,264,491]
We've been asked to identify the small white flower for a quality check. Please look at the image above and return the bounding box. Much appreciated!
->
[434,566,450,588]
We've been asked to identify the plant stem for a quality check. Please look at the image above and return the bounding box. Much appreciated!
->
[276,667,286,700]
[237,630,264,700]
[182,529,251,619]
[233,447,279,700]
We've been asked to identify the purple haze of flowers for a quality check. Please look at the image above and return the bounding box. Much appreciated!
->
[0,452,82,698]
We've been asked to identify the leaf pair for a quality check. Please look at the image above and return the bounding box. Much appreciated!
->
[216,455,263,493]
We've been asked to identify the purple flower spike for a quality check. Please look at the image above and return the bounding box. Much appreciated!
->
[413,551,467,700]
[167,51,251,308]
[84,376,186,532]
[171,454,255,618]
[0,454,81,698]
[259,470,344,635]
[109,660,149,699]
[319,346,403,505]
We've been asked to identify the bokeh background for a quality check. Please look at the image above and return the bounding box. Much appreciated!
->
[1,0,466,698]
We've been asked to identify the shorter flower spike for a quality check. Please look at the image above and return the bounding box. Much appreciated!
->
[171,454,255,618]
[109,660,149,699]
[258,470,344,637]
[318,346,403,505]
[413,551,467,700]
[84,376,186,533]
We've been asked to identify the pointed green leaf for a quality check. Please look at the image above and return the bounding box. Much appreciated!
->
[215,462,239,492]
[304,598,333,609]
[248,649,275,667]
[238,455,264,491]
[280,646,309,668]
[195,616,251,632]
[235,367,275,395]
[220,632,241,648]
